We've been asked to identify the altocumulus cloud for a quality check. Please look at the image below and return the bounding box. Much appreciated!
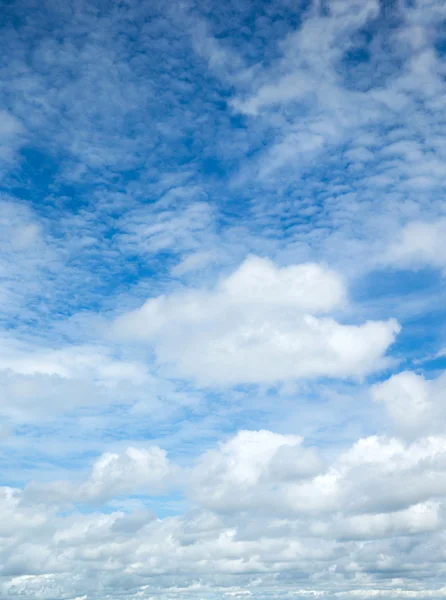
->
[1,0,446,599]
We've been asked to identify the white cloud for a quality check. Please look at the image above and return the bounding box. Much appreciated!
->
[80,446,173,501]
[113,256,400,385]
[0,110,25,172]
[384,219,446,272]
[335,589,446,599]
[330,500,441,540]
[171,249,223,276]
[194,0,446,288]
[190,428,446,521]
[0,199,55,319]
[190,429,323,512]
[0,332,202,441]
[117,192,215,256]
[25,445,174,505]
[4,424,446,599]
[0,336,151,425]
[2,1,446,599]
[232,0,380,118]
[0,337,147,383]
[371,371,446,437]
[227,0,384,182]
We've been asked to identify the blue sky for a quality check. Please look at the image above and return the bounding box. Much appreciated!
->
[1,0,446,598]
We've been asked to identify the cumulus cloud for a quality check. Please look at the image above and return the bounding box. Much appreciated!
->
[0,336,145,382]
[371,370,446,437]
[25,445,174,505]
[84,446,173,499]
[3,423,446,599]
[190,428,446,523]
[0,337,153,425]
[190,429,324,512]
[113,256,400,385]
[0,338,147,383]
[384,219,446,272]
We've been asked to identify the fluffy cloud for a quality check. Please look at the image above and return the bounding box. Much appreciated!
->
[0,338,147,383]
[384,219,446,272]
[0,337,152,425]
[113,256,400,385]
[190,429,324,512]
[371,370,446,437]
[3,423,446,599]
[25,446,174,505]
[84,446,173,500]
[190,428,446,523]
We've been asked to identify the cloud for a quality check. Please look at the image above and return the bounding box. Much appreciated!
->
[25,445,174,505]
[78,445,173,501]
[3,422,446,599]
[334,589,446,599]
[1,0,446,599]
[0,337,147,382]
[228,0,383,181]
[113,256,399,385]
[0,336,152,425]
[227,0,446,188]
[0,110,25,175]
[371,370,446,437]
[117,192,216,257]
[190,429,325,513]
[191,0,446,286]
[384,219,446,273]
[0,199,54,323]
[190,427,446,522]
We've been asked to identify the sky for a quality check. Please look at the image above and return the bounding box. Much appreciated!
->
[1,0,446,598]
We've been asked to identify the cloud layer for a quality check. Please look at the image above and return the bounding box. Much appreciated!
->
[4,419,446,599]
[1,0,446,598]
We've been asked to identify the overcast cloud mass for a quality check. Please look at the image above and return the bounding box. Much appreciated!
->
[1,0,446,598]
